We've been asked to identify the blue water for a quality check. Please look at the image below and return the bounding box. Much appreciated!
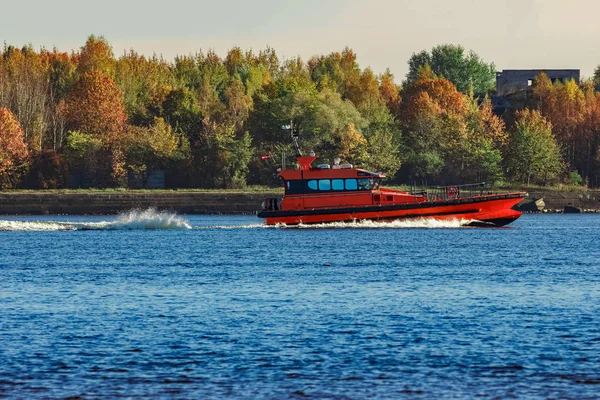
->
[1,212,599,398]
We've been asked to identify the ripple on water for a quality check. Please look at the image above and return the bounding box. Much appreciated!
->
[0,214,599,398]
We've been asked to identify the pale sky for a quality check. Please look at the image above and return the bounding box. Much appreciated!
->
[3,0,599,80]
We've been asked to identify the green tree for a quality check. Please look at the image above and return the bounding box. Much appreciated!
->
[194,123,252,188]
[224,77,252,131]
[506,109,563,185]
[121,117,190,179]
[405,44,495,96]
[62,130,106,187]
[46,50,77,101]
[453,97,506,184]
[364,128,402,176]
[593,65,600,89]
[161,87,202,137]
[115,51,175,125]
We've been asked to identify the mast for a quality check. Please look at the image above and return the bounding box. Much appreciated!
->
[290,120,302,157]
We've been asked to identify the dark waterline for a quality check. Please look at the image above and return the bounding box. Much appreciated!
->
[1,214,599,398]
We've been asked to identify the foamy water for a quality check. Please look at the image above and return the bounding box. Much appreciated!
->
[199,218,472,229]
[0,220,76,231]
[0,212,473,232]
[0,209,191,231]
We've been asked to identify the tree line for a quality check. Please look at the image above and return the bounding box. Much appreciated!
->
[0,36,599,189]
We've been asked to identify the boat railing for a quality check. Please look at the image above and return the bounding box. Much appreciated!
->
[422,183,489,202]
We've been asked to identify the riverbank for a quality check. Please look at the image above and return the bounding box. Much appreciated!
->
[0,190,280,215]
[518,188,600,213]
[0,188,597,215]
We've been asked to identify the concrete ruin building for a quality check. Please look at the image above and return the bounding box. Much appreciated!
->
[493,69,580,113]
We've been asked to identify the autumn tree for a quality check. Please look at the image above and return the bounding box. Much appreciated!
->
[63,70,127,187]
[346,68,383,114]
[400,73,465,181]
[593,65,600,90]
[77,35,116,77]
[531,72,599,184]
[0,108,30,188]
[65,70,127,136]
[0,46,51,151]
[379,69,401,115]
[247,57,317,148]
[45,50,77,149]
[25,149,65,189]
[400,72,505,184]
[46,49,78,101]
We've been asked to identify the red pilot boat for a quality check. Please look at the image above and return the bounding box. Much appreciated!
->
[258,130,525,227]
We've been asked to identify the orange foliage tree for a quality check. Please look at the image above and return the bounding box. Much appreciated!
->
[0,108,30,188]
[63,70,127,187]
[65,70,127,136]
[379,70,401,115]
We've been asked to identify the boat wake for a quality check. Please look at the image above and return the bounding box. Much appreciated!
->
[0,213,471,232]
[201,218,472,229]
[0,209,192,231]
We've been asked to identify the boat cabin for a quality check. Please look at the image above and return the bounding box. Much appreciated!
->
[265,155,425,211]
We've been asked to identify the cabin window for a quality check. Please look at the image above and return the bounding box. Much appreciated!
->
[345,179,358,190]
[307,180,318,191]
[318,179,331,191]
[332,179,344,191]
[286,180,304,195]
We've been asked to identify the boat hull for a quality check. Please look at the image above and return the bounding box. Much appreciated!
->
[258,193,524,227]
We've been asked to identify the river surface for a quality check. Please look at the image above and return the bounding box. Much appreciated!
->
[0,212,599,399]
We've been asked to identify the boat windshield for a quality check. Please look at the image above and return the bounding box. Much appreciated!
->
[358,178,380,190]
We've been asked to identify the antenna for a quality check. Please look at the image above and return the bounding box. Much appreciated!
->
[290,120,302,157]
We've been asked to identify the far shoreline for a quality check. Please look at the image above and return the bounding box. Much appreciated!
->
[0,187,598,216]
